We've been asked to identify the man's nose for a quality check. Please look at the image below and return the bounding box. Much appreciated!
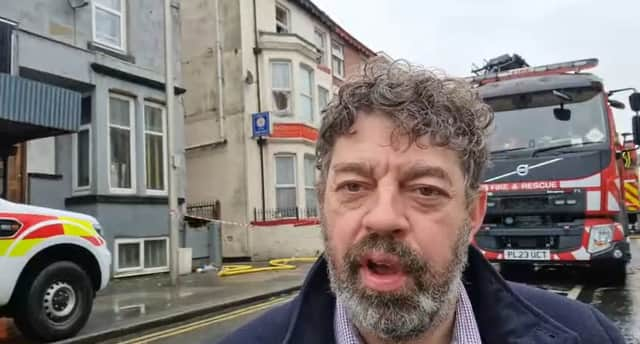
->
[361,185,409,237]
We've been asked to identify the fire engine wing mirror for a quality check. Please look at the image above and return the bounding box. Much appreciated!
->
[609,99,626,110]
[553,107,571,121]
[630,92,640,112]
[632,115,640,145]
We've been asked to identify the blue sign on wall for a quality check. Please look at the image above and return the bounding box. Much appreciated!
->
[252,112,271,138]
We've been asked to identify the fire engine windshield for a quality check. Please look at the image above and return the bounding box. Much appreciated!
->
[485,87,608,154]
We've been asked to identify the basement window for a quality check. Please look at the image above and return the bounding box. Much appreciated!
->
[114,237,169,276]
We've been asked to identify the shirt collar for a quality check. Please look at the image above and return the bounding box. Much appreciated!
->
[334,281,482,344]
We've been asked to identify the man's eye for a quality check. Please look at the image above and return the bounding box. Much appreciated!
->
[344,183,363,192]
[414,186,444,197]
[337,182,365,193]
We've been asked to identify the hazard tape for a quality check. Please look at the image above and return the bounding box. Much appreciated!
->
[185,215,254,228]
[185,216,320,229]
[207,218,255,228]
[625,183,639,197]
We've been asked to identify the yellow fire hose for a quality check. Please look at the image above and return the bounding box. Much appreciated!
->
[218,257,318,277]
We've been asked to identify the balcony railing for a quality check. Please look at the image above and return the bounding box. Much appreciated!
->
[187,200,221,220]
[253,207,318,222]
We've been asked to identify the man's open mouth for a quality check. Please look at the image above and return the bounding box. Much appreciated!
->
[359,252,408,291]
[365,254,402,275]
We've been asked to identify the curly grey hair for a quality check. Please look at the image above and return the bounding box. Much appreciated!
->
[316,58,494,203]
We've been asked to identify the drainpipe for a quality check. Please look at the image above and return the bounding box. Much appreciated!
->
[252,0,265,217]
[252,0,262,112]
[164,0,180,286]
[248,0,264,259]
[214,0,225,140]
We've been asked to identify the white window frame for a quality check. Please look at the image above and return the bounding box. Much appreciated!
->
[314,29,327,65]
[271,60,293,116]
[108,93,136,194]
[72,124,92,193]
[92,0,127,51]
[303,154,317,216]
[274,154,297,215]
[332,41,345,79]
[143,102,168,195]
[318,86,330,116]
[298,64,314,123]
[114,238,143,274]
[275,3,290,33]
[114,237,170,277]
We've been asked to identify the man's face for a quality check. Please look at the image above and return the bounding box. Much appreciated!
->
[321,111,487,342]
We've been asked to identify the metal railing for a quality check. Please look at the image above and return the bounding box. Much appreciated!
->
[187,200,221,220]
[253,207,318,222]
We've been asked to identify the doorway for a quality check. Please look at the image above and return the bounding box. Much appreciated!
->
[0,144,25,202]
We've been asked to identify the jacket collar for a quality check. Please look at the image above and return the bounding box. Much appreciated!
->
[463,247,579,344]
[283,247,580,344]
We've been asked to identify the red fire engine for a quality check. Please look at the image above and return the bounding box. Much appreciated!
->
[469,55,640,279]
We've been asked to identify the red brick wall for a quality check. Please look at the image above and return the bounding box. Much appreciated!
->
[344,43,368,79]
[332,35,370,86]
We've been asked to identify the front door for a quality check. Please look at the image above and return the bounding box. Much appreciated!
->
[2,144,25,202]
[0,155,5,199]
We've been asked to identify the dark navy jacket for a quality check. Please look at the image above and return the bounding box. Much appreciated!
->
[220,247,625,343]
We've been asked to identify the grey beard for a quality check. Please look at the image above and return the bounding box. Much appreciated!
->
[324,222,470,343]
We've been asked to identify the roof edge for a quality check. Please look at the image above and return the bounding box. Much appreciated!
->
[291,0,376,57]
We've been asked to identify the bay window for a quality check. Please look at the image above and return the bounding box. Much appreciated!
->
[108,95,135,192]
[144,103,166,193]
[275,154,297,216]
[272,61,292,115]
[304,154,318,217]
[299,65,314,122]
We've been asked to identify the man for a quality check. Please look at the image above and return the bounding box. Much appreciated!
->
[221,59,624,344]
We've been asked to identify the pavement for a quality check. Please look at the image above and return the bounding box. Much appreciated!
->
[0,261,313,344]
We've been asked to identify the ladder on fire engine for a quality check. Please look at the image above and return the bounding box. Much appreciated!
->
[466,56,599,86]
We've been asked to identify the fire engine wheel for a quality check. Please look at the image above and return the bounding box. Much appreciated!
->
[13,261,94,342]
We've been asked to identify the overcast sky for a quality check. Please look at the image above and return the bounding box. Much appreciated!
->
[313,0,640,134]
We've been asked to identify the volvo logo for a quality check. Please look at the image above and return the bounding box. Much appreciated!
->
[484,158,563,183]
[516,164,529,176]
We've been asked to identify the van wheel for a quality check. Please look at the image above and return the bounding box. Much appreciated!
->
[13,261,94,342]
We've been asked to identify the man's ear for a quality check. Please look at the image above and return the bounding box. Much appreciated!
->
[467,189,488,243]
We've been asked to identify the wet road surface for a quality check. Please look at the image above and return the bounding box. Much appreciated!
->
[101,295,292,344]
[98,238,640,344]
[500,237,640,344]
[2,239,639,343]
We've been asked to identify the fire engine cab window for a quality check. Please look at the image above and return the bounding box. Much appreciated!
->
[485,88,608,152]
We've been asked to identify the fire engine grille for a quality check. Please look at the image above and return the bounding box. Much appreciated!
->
[502,197,547,210]
[475,233,583,251]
